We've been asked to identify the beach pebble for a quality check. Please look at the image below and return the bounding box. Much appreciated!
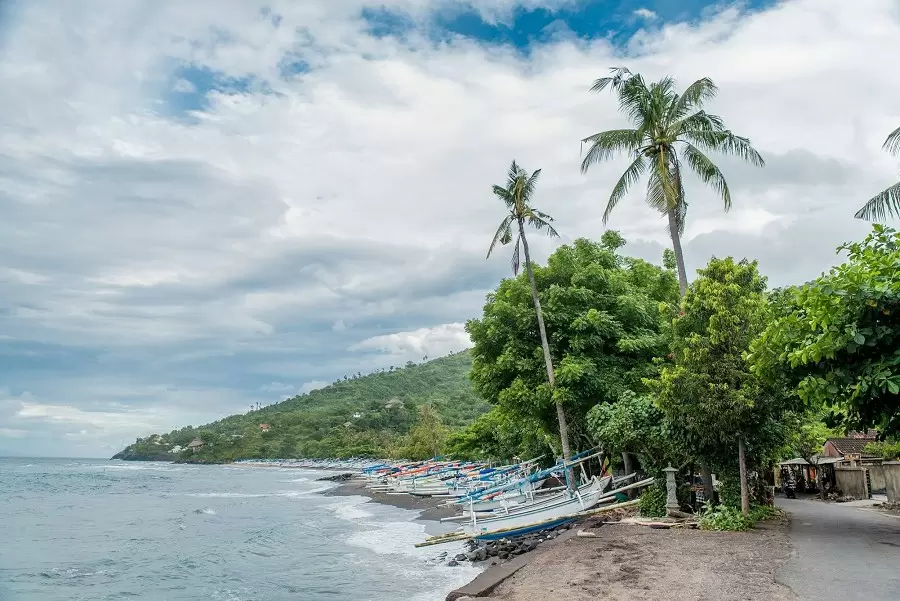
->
[447,559,459,567]
[454,553,467,562]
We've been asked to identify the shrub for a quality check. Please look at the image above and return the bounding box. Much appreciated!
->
[864,440,900,460]
[639,485,667,517]
[698,505,753,531]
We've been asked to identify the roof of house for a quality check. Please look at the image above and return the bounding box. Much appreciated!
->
[259,423,271,429]
[826,437,877,456]
[187,438,205,448]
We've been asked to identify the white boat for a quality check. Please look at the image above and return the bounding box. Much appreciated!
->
[459,475,611,537]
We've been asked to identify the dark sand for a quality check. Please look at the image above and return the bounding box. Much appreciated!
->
[486,518,796,600]
[322,477,460,522]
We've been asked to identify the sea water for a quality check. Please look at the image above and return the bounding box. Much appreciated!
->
[0,458,480,600]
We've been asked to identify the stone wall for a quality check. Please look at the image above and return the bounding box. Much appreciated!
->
[884,462,900,503]
[835,467,869,499]
[866,464,887,494]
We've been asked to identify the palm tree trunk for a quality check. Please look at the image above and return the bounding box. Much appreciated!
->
[666,207,688,295]
[738,436,750,515]
[518,219,574,489]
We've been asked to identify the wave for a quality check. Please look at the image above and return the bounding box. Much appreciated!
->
[194,508,216,515]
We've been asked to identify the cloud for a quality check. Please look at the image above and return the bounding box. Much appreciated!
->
[633,8,658,20]
[0,0,898,456]
[351,323,472,360]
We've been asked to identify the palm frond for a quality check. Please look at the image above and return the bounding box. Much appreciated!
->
[681,142,731,210]
[604,154,647,224]
[883,125,900,155]
[616,74,651,125]
[527,213,560,238]
[854,181,900,221]
[590,67,633,93]
[580,129,642,172]
[683,129,765,167]
[673,77,718,119]
[492,184,514,208]
[486,214,515,259]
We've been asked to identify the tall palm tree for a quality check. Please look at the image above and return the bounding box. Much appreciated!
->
[487,160,574,487]
[854,126,900,221]
[581,67,765,295]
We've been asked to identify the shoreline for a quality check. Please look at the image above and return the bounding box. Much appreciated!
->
[321,477,460,522]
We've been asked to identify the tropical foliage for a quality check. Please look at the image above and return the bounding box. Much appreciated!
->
[581,67,764,293]
[652,257,795,513]
[751,225,900,436]
[468,235,678,455]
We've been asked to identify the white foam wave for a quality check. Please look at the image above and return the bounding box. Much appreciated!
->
[194,508,217,515]
[276,477,309,483]
[345,514,482,600]
[327,497,374,521]
[186,492,266,498]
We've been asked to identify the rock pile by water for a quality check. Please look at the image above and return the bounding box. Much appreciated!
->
[317,472,355,482]
[444,523,571,567]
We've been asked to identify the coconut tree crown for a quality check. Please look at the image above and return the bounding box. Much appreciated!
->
[854,126,900,221]
[487,160,559,275]
[581,67,765,233]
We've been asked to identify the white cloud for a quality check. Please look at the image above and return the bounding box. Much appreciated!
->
[351,323,472,359]
[259,381,295,393]
[633,7,658,20]
[1,0,899,455]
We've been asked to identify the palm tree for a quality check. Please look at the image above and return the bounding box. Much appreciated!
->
[581,67,765,295]
[486,160,574,487]
[854,126,900,221]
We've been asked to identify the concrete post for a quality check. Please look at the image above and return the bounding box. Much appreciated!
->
[663,466,679,513]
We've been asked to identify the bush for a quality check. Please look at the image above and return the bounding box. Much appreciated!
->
[639,485,667,517]
[698,505,754,531]
[699,504,781,531]
[864,440,900,460]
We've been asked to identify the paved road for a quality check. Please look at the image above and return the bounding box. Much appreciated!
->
[775,498,900,601]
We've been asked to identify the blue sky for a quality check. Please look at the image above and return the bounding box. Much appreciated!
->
[0,0,897,457]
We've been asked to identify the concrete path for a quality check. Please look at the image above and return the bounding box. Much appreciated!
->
[776,498,900,601]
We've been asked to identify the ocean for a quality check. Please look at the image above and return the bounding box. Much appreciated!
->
[0,458,481,601]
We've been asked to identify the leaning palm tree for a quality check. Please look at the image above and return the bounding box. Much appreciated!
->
[486,160,574,488]
[581,67,765,295]
[854,126,900,221]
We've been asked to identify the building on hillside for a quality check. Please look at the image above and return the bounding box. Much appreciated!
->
[259,424,271,433]
[169,445,184,454]
[187,438,205,452]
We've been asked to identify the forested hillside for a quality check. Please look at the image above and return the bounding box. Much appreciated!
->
[113,351,488,462]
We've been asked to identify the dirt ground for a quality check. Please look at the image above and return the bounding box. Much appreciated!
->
[487,520,796,601]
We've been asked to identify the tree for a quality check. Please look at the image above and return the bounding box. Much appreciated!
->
[581,67,765,295]
[471,236,678,471]
[854,126,900,221]
[652,257,790,514]
[400,404,449,460]
[485,160,573,484]
[750,225,900,437]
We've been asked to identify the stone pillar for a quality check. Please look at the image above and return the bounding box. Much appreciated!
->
[663,466,679,513]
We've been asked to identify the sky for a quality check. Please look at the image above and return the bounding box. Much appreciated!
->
[1,0,898,458]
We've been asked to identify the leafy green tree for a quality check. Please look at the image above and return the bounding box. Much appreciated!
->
[446,407,551,464]
[855,127,900,221]
[581,67,765,294]
[470,235,678,464]
[652,257,790,514]
[751,225,900,436]
[586,391,684,474]
[485,160,574,482]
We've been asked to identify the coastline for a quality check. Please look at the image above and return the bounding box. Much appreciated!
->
[322,477,460,522]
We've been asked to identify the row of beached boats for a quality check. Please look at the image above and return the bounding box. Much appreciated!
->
[353,450,654,546]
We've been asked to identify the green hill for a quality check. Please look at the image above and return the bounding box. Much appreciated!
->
[112,350,488,462]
